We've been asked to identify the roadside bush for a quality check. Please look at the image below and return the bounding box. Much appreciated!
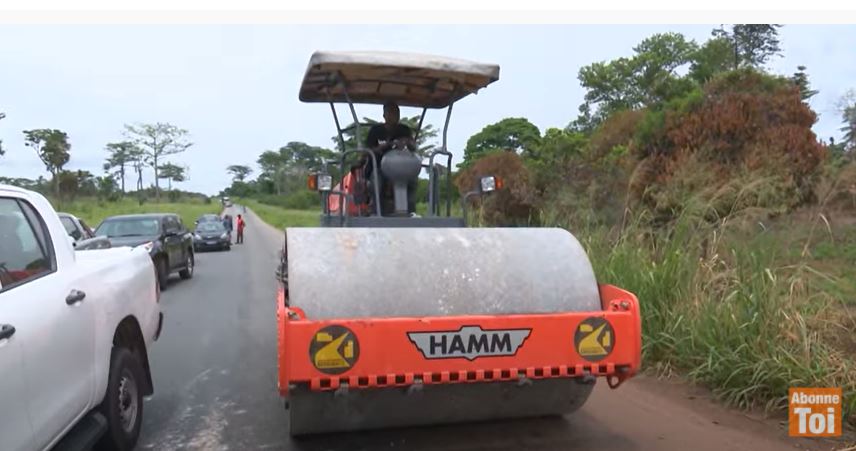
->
[589,109,645,162]
[626,69,826,222]
[813,160,856,214]
[455,151,538,226]
[414,173,461,207]
[568,210,856,427]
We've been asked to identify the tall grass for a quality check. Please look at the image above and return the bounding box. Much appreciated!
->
[57,197,220,229]
[240,198,320,228]
[547,202,856,426]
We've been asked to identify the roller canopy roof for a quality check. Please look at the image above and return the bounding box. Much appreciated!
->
[299,51,500,109]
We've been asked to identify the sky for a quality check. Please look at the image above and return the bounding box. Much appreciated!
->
[1,24,854,195]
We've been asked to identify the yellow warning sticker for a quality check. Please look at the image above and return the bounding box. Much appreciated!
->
[574,317,615,362]
[309,325,360,375]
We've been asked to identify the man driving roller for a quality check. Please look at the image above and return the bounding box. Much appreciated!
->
[365,101,413,153]
[356,101,417,215]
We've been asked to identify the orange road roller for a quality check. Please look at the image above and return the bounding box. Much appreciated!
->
[276,50,642,436]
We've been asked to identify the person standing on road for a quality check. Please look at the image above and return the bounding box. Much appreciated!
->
[236,214,245,244]
[222,214,233,242]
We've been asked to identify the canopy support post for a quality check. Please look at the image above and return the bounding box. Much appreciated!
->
[413,107,427,143]
[442,101,455,216]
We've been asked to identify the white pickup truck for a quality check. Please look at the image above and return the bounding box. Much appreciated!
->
[0,184,163,451]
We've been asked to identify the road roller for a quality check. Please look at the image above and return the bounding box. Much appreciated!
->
[276,50,642,436]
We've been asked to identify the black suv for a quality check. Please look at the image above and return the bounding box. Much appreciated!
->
[94,213,195,290]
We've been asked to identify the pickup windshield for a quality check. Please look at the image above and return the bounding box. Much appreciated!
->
[96,218,160,237]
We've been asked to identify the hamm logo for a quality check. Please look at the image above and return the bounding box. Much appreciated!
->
[408,326,532,361]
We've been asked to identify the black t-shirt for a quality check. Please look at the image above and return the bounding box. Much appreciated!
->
[365,123,413,150]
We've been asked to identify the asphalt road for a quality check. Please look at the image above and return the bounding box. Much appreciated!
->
[137,207,848,451]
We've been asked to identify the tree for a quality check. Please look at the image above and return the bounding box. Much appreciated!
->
[334,115,439,155]
[526,128,589,189]
[528,128,587,164]
[790,65,818,102]
[227,164,253,182]
[132,148,146,193]
[839,91,856,152]
[53,170,95,201]
[689,37,734,83]
[57,170,80,200]
[23,129,71,198]
[256,142,337,195]
[567,103,597,134]
[712,24,782,69]
[400,116,439,155]
[454,151,538,226]
[280,141,337,173]
[461,117,541,167]
[74,170,97,197]
[157,162,186,191]
[0,112,5,158]
[96,176,119,201]
[577,58,639,121]
[104,141,141,194]
[577,33,698,123]
[631,32,699,105]
[124,122,192,200]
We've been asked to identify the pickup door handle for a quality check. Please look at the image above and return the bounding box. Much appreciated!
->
[0,324,15,340]
[66,290,86,305]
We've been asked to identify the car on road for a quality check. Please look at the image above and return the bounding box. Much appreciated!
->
[58,212,95,241]
[193,221,231,251]
[222,196,233,207]
[95,213,195,290]
[57,212,112,250]
[0,184,162,451]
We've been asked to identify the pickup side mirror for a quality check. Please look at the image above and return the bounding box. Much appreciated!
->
[70,229,82,241]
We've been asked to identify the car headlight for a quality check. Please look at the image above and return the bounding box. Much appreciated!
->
[194,234,202,240]
[221,233,229,239]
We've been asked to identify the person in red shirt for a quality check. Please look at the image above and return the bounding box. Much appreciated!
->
[236,214,245,244]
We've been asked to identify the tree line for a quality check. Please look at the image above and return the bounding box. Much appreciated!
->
[461,25,854,169]
[221,24,854,216]
[451,24,856,226]
[0,117,194,203]
[220,115,439,208]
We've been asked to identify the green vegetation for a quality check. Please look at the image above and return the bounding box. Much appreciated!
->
[240,198,320,228]
[556,208,856,425]
[58,196,220,229]
[456,26,856,427]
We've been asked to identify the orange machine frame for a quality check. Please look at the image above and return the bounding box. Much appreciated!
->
[277,284,641,395]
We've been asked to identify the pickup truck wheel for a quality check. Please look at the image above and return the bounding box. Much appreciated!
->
[156,257,169,291]
[96,347,144,451]
[179,252,194,279]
